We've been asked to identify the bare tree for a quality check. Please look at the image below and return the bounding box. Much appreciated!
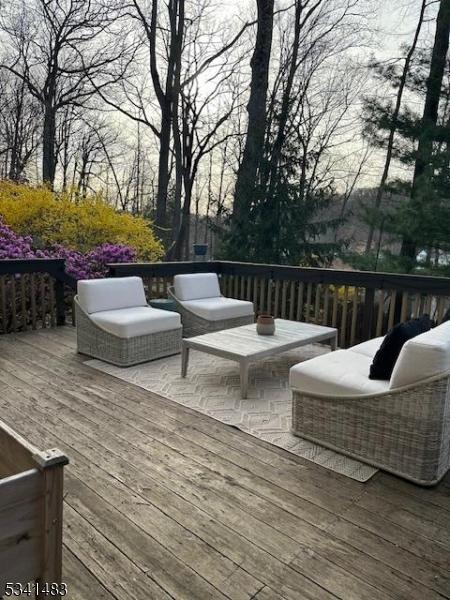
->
[168,86,240,259]
[224,0,372,263]
[0,70,40,180]
[232,0,275,227]
[0,0,131,186]
[93,0,253,242]
[165,4,246,259]
[126,0,185,231]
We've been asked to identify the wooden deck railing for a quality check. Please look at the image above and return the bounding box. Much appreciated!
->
[0,259,77,335]
[2,257,448,344]
[109,261,450,347]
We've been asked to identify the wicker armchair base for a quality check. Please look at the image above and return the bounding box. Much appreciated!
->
[292,373,450,486]
[75,299,182,367]
[168,287,254,337]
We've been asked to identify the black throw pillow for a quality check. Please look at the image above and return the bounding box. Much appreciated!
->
[369,314,433,380]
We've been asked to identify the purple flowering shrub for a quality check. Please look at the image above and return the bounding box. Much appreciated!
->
[50,243,136,280]
[0,217,137,279]
[0,218,139,332]
[85,244,136,279]
[0,218,36,259]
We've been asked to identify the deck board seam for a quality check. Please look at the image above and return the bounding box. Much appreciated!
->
[1,328,450,599]
[1,370,448,600]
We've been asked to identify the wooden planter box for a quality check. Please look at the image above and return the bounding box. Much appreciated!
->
[0,420,69,598]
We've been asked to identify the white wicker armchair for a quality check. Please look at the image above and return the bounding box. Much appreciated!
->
[76,277,182,366]
[169,273,254,337]
[290,321,450,485]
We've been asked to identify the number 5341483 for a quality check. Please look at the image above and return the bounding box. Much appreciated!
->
[4,582,67,596]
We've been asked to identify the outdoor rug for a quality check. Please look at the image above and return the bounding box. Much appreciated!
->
[86,345,378,482]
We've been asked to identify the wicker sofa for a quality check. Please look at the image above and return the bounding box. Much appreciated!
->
[290,321,450,485]
[76,277,182,366]
[168,273,254,337]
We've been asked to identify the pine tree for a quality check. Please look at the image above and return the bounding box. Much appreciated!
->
[358,2,450,274]
[220,128,345,265]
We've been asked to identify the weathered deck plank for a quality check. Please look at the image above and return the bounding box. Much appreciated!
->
[0,327,449,600]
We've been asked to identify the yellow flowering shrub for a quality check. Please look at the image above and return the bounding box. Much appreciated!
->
[0,181,163,260]
[329,284,358,301]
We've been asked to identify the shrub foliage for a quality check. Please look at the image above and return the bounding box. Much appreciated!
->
[0,181,163,260]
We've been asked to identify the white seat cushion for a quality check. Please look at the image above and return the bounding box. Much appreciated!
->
[348,336,384,358]
[91,306,181,339]
[390,321,450,389]
[289,350,389,397]
[181,297,254,321]
[78,277,147,314]
[174,273,221,301]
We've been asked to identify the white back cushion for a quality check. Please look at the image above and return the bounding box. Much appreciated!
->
[174,273,221,301]
[77,277,147,314]
[389,320,450,389]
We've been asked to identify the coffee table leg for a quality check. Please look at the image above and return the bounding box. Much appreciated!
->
[330,333,338,351]
[240,361,249,398]
[181,344,190,377]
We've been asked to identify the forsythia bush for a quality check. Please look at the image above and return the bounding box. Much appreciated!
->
[0,181,163,260]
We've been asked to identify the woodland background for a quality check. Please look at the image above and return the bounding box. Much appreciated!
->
[1,0,449,275]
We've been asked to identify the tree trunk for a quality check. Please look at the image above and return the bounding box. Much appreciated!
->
[400,0,450,262]
[8,81,25,180]
[232,0,274,223]
[170,17,184,249]
[366,0,427,253]
[151,0,184,237]
[170,121,182,244]
[171,180,192,260]
[204,152,213,244]
[156,108,171,229]
[264,0,302,198]
[42,104,57,186]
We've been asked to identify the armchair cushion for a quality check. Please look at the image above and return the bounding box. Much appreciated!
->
[348,336,384,359]
[390,320,450,389]
[181,297,254,321]
[91,306,181,339]
[289,350,389,397]
[174,273,221,301]
[369,315,433,380]
[78,277,147,314]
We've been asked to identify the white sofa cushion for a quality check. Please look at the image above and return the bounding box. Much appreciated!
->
[181,297,254,321]
[91,306,181,339]
[289,350,389,397]
[78,277,147,314]
[348,336,384,358]
[389,321,450,389]
[174,273,221,301]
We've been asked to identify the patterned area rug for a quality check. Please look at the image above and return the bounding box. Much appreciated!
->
[86,345,378,482]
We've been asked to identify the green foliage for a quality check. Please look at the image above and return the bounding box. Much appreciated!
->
[221,123,346,266]
[220,178,344,266]
[344,248,417,274]
[360,49,450,274]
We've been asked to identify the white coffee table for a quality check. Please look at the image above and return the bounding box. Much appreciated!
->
[181,319,337,398]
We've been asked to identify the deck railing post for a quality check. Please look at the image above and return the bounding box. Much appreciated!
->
[34,449,69,600]
[53,261,66,327]
[362,287,375,342]
[55,285,65,327]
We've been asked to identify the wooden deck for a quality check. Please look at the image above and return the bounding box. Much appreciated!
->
[0,327,449,600]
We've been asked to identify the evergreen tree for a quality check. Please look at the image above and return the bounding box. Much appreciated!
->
[357,20,450,274]
[220,119,345,266]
